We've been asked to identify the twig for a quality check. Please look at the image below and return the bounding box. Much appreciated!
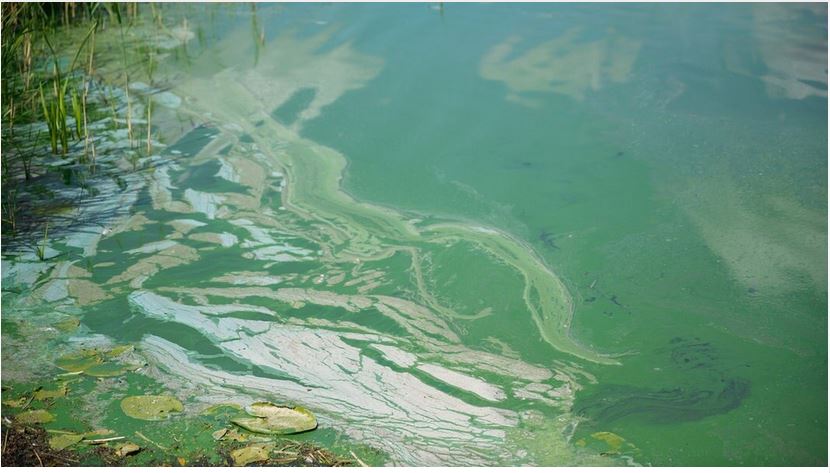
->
[83,436,125,444]
[45,429,77,435]
[56,371,84,378]
[32,447,44,467]
[350,450,369,467]
[2,428,9,454]
[20,394,35,411]
[39,451,80,464]
[135,431,167,451]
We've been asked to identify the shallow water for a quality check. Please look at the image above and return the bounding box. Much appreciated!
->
[2,3,827,466]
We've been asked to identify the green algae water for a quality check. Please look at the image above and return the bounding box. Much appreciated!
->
[2,3,827,466]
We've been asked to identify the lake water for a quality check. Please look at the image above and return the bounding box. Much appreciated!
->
[2,2,827,466]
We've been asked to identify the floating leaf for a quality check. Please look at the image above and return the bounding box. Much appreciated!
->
[49,433,84,451]
[231,402,317,435]
[201,403,242,416]
[114,442,141,457]
[34,384,68,400]
[222,428,251,442]
[84,362,128,378]
[105,345,134,358]
[2,396,30,408]
[55,345,135,376]
[212,428,228,440]
[54,318,80,332]
[591,431,625,453]
[120,395,183,421]
[16,409,55,424]
[84,428,116,438]
[231,443,274,466]
[55,351,102,372]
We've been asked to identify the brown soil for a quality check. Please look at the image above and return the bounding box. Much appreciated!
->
[1,422,82,466]
[0,420,356,467]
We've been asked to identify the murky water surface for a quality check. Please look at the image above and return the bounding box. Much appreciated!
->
[3,3,827,466]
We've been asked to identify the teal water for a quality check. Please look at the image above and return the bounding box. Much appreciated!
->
[289,3,828,465]
[3,2,826,466]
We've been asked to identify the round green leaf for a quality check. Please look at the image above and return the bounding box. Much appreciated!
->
[120,395,183,421]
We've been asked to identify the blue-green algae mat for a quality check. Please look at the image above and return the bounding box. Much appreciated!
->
[1,3,826,467]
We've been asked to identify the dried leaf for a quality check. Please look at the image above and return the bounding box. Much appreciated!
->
[211,428,228,440]
[2,397,29,408]
[49,433,84,451]
[231,443,274,466]
[114,442,141,457]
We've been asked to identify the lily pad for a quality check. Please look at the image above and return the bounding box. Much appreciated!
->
[84,428,115,438]
[231,402,317,435]
[591,431,626,453]
[34,384,69,400]
[54,318,80,332]
[55,351,102,372]
[84,362,128,378]
[105,344,134,358]
[221,428,255,443]
[49,433,84,451]
[120,395,183,421]
[231,443,274,466]
[16,409,55,424]
[55,345,135,376]
[2,396,30,408]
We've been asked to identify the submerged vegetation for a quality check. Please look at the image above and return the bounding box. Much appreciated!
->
[1,2,159,246]
[4,2,823,467]
[0,3,365,467]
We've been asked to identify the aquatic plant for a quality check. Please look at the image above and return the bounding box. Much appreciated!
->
[146,95,152,154]
[39,20,98,155]
[35,221,48,261]
[120,395,183,421]
[1,186,19,233]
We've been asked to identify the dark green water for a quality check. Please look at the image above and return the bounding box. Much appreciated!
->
[3,2,826,466]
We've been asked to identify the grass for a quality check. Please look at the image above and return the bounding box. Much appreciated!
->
[35,221,48,261]
[39,19,97,155]
[1,3,163,240]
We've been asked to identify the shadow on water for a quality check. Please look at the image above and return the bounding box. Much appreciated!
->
[574,337,751,424]
[272,87,317,127]
[574,378,750,425]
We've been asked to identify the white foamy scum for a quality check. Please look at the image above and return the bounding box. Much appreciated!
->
[184,189,224,219]
[416,363,506,402]
[129,290,581,465]
[0,22,615,467]
[216,157,240,183]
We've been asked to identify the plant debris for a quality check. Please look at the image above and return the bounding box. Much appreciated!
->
[231,442,274,466]
[48,432,84,451]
